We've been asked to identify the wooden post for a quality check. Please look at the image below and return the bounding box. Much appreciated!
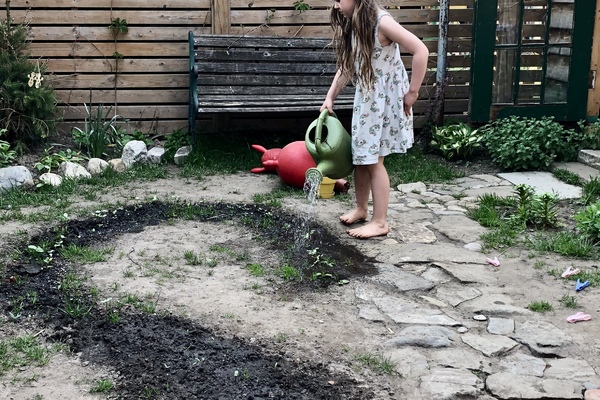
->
[212,0,230,34]
[211,0,231,131]
[587,0,600,118]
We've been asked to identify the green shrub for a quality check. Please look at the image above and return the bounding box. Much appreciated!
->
[430,122,483,160]
[575,200,600,241]
[0,127,16,166]
[0,5,58,148]
[480,116,567,171]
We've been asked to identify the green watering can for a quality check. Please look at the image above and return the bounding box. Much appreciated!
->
[305,109,354,184]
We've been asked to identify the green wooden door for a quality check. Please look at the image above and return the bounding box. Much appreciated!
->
[470,0,596,122]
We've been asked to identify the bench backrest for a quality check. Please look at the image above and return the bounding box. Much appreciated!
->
[189,33,355,113]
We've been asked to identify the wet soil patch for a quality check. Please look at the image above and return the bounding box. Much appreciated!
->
[1,201,378,399]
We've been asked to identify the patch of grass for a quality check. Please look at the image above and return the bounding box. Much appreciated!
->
[253,185,300,207]
[352,352,397,375]
[60,243,113,264]
[0,335,52,376]
[385,147,462,186]
[582,176,600,205]
[480,222,521,252]
[245,263,265,277]
[277,264,301,281]
[90,378,114,393]
[529,232,597,259]
[183,250,202,266]
[559,294,579,309]
[552,168,581,186]
[527,300,553,313]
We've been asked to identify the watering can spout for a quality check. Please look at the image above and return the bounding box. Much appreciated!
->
[305,110,354,181]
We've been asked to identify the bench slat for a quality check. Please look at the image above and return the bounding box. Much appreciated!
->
[195,35,333,49]
[196,62,337,75]
[195,49,337,63]
[198,74,342,86]
[199,86,355,96]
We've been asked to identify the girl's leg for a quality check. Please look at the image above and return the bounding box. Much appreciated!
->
[339,165,370,225]
[347,157,390,238]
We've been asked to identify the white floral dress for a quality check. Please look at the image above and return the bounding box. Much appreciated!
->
[351,10,413,165]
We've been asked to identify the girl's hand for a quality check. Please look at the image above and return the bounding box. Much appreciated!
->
[320,99,335,114]
[403,90,418,116]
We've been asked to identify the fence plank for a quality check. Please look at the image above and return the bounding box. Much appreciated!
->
[18,0,475,134]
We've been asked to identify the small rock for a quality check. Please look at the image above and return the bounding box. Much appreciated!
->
[108,158,126,172]
[473,314,487,321]
[457,327,468,333]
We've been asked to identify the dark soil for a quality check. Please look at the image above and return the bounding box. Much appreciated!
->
[1,202,379,399]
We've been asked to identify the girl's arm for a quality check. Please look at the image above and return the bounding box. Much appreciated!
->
[321,69,351,114]
[379,15,429,114]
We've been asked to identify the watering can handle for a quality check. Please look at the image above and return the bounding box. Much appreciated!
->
[315,109,333,149]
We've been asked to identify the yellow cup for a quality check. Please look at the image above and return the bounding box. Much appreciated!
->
[318,177,336,199]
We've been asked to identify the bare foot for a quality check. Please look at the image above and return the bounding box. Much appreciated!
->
[347,221,389,239]
[339,209,368,225]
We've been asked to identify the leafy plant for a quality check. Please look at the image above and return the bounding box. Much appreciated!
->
[71,103,124,158]
[480,116,568,171]
[108,17,128,37]
[430,122,483,160]
[0,2,58,148]
[293,0,311,12]
[164,128,190,161]
[0,128,16,166]
[575,200,600,241]
[35,147,86,173]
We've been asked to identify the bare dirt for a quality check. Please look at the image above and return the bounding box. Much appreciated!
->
[0,157,595,400]
[0,170,390,400]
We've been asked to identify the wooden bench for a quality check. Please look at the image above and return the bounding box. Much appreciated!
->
[187,32,355,136]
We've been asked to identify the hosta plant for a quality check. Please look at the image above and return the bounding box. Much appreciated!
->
[575,200,600,241]
[480,116,569,171]
[430,122,483,160]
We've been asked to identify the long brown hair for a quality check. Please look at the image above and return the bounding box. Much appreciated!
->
[330,0,380,91]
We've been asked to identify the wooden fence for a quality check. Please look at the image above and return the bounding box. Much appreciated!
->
[9,0,474,135]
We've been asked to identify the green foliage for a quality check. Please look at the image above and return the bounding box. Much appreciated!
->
[575,200,600,241]
[293,0,311,12]
[164,128,189,162]
[0,128,16,166]
[108,17,128,37]
[480,116,568,171]
[582,177,600,205]
[35,147,86,173]
[0,5,58,148]
[576,119,600,151]
[121,129,153,147]
[71,103,125,159]
[430,122,483,160]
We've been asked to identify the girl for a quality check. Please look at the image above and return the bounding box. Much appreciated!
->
[320,0,429,239]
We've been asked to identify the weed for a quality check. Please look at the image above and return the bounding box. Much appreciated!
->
[552,168,581,186]
[529,232,597,259]
[353,352,397,375]
[60,243,112,264]
[245,263,265,277]
[183,250,202,265]
[275,332,288,343]
[528,300,553,313]
[559,294,579,309]
[582,177,600,205]
[278,264,301,281]
[90,378,114,393]
[0,335,52,376]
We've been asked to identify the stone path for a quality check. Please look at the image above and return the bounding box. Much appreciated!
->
[309,169,600,400]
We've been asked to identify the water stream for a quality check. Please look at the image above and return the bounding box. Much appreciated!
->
[293,173,322,251]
